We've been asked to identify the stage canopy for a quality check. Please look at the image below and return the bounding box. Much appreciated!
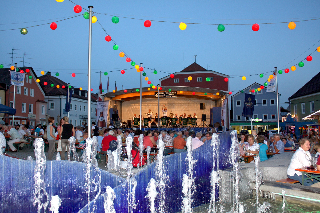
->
[0,104,16,115]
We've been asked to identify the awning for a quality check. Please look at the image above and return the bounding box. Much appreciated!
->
[0,104,16,115]
[302,110,320,120]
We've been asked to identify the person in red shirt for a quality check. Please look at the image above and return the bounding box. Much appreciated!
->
[101,130,117,164]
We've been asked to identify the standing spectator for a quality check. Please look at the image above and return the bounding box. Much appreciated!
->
[97,130,104,151]
[143,130,156,149]
[34,124,41,136]
[75,126,83,143]
[173,131,186,153]
[101,130,117,164]
[161,131,173,155]
[192,132,204,150]
[257,135,268,162]
[47,117,56,160]
[59,116,75,160]
[274,134,284,154]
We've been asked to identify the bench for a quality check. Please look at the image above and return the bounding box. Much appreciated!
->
[276,178,300,184]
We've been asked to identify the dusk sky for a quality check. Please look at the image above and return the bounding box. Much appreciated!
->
[1,0,320,108]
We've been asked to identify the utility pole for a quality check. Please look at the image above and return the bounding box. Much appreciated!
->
[8,48,19,65]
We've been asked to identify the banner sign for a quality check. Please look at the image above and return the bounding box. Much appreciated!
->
[96,101,109,128]
[10,71,25,86]
[242,93,255,117]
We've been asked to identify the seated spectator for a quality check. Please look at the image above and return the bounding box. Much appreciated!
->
[245,134,259,156]
[283,138,292,148]
[97,130,104,151]
[204,132,212,143]
[274,134,284,154]
[34,124,41,136]
[315,144,320,159]
[287,138,318,186]
[239,134,247,156]
[101,130,117,163]
[6,125,22,152]
[161,131,174,155]
[143,130,156,149]
[192,132,204,150]
[257,135,268,162]
[173,131,186,153]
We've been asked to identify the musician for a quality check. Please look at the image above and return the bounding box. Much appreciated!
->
[193,113,197,119]
[162,105,167,117]
[183,113,187,118]
[132,114,137,121]
[147,109,153,121]
[154,113,158,120]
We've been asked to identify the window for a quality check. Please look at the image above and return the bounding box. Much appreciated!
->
[24,87,28,96]
[257,89,262,94]
[29,104,33,113]
[184,78,190,83]
[197,77,202,82]
[253,114,258,119]
[22,103,26,113]
[50,102,54,110]
[75,104,77,111]
[174,78,179,83]
[29,77,32,84]
[237,115,241,121]
[236,100,241,107]
[271,114,276,119]
[310,101,314,113]
[30,89,34,97]
[254,99,257,106]
[42,105,45,115]
[79,91,81,96]
[85,92,87,98]
[25,75,28,83]
[70,104,73,110]
[270,99,275,105]
[80,105,82,111]
[9,101,13,108]
[75,120,77,126]
[84,105,86,112]
[16,86,21,94]
[210,77,214,81]
[262,99,267,106]
[301,103,305,114]
[263,114,268,120]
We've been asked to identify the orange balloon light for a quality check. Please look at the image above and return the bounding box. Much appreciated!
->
[148,88,150,91]
[36,79,40,83]
[41,71,45,75]
[291,66,296,71]
[317,46,320,52]
[119,52,125,57]
[145,77,148,81]
[80,87,82,90]
[267,78,271,82]
[269,75,273,79]
[56,85,60,88]
[288,22,296,30]
[216,92,219,96]
[113,90,115,93]
[10,66,15,70]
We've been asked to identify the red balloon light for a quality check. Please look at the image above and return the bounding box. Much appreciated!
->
[228,91,232,95]
[139,67,144,71]
[306,56,312,61]
[44,82,48,85]
[72,73,76,77]
[126,57,131,62]
[124,89,127,93]
[224,78,228,82]
[159,87,162,90]
[170,74,174,78]
[26,69,30,73]
[74,5,82,13]
[144,20,151,27]
[91,88,93,91]
[147,81,151,84]
[284,68,289,73]
[105,35,111,42]
[252,23,259,31]
[62,85,65,88]
[121,70,125,74]
[192,92,195,95]
[50,22,57,30]
[260,85,264,89]
[251,89,255,93]
[20,70,24,73]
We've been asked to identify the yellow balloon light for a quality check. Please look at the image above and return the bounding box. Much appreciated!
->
[317,46,320,52]
[216,92,220,96]
[113,90,115,93]
[56,85,60,88]
[179,22,187,30]
[10,66,15,70]
[288,22,296,30]
[291,66,296,71]
[119,52,125,57]
[152,86,155,89]
[269,75,273,79]
[180,91,183,94]
[41,71,45,75]
[36,79,40,83]
[92,16,97,23]
[258,88,261,91]
[267,78,271,82]
[188,76,192,81]
[135,65,139,69]
[80,87,82,90]
[145,77,148,81]
[56,0,64,2]
[148,88,150,91]
[242,76,246,80]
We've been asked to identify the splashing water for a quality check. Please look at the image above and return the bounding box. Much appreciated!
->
[146,146,151,165]
[281,190,286,212]
[208,133,220,213]
[139,134,144,169]
[56,152,61,161]
[49,195,61,213]
[126,135,137,212]
[68,136,79,161]
[146,178,158,213]
[0,132,5,155]
[182,136,197,213]
[156,135,167,212]
[33,138,49,213]
[255,155,262,211]
[103,186,116,213]
[115,135,122,171]
[27,156,33,161]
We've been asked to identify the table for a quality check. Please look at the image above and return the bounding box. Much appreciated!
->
[295,167,320,185]
[284,148,296,152]
[242,155,255,163]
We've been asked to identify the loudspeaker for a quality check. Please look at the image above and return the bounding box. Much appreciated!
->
[202,114,206,121]
[200,103,205,110]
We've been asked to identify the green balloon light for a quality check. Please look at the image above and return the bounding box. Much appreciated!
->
[259,74,264,78]
[240,90,244,93]
[154,70,157,74]
[0,64,3,68]
[51,84,54,87]
[29,76,32,79]
[278,70,283,74]
[112,16,119,24]
[142,72,146,76]
[55,72,59,76]
[168,89,171,92]
[102,89,104,92]
[298,61,304,67]
[83,12,89,19]
[204,93,207,95]
[136,89,139,92]
[16,68,19,72]
[68,85,72,88]
[255,89,258,92]
[20,28,28,35]
[264,82,268,86]
[217,24,225,32]
[131,61,135,66]
[113,45,119,50]
[150,84,153,87]
[104,72,108,75]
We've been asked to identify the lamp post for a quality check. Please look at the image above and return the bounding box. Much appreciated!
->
[157,84,160,131]
[87,6,93,137]
[139,63,143,130]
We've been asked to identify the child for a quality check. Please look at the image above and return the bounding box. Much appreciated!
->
[315,144,320,159]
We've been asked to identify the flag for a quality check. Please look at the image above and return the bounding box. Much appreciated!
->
[65,87,73,112]
[107,77,109,92]
[115,81,117,92]
[267,74,277,92]
[98,81,102,101]
[10,71,25,86]
[242,93,255,117]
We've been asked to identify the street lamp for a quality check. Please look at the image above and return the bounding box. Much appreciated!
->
[157,84,160,131]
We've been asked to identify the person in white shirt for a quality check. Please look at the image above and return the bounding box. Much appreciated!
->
[274,134,284,154]
[192,132,204,150]
[287,138,318,186]
[75,126,83,143]
[7,125,22,152]
[245,134,259,156]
